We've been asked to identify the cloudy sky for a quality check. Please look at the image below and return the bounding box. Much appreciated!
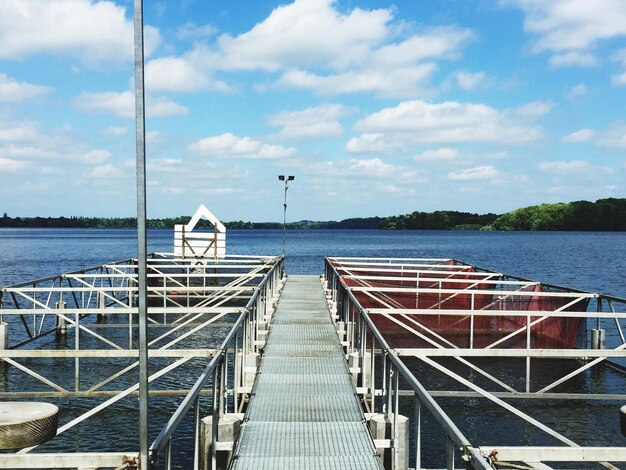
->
[1,0,625,221]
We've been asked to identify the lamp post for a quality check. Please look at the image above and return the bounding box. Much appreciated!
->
[278,175,295,258]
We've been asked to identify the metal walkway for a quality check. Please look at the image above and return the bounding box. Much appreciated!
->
[231,275,382,470]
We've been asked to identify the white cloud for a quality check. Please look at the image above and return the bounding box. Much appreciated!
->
[515,100,552,116]
[308,157,421,182]
[353,99,544,145]
[370,26,474,67]
[446,70,487,90]
[74,91,134,118]
[0,121,40,143]
[0,73,51,102]
[145,56,231,93]
[562,128,594,143]
[82,150,112,165]
[267,104,353,140]
[145,57,210,92]
[537,160,613,174]
[375,184,409,194]
[188,133,296,159]
[88,164,125,178]
[277,64,437,98]
[346,158,415,179]
[148,159,183,173]
[176,23,217,41]
[413,147,460,162]
[549,51,599,68]
[566,83,589,99]
[74,91,188,118]
[0,156,57,174]
[611,48,626,86]
[537,160,586,171]
[345,133,401,154]
[103,126,128,137]
[0,0,160,63]
[596,122,626,148]
[0,156,31,173]
[0,144,60,159]
[148,98,188,118]
[215,0,393,71]
[152,0,473,97]
[448,165,500,181]
[612,71,626,86]
[275,121,343,141]
[504,0,626,67]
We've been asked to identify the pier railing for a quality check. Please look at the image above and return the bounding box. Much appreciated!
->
[325,256,626,469]
[325,258,491,470]
[0,253,282,469]
[149,256,283,469]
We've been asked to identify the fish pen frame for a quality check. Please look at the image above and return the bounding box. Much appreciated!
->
[324,256,626,469]
[0,253,283,469]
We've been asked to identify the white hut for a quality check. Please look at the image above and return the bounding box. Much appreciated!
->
[174,204,226,259]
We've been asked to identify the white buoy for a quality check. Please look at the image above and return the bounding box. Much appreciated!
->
[0,402,59,449]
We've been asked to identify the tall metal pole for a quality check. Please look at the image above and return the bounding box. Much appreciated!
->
[278,176,294,258]
[133,0,149,467]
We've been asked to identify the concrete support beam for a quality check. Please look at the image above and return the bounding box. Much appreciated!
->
[591,329,605,349]
[0,323,8,350]
[348,352,371,388]
[55,301,67,334]
[240,352,260,388]
[97,292,106,322]
[201,414,241,470]
[368,413,409,470]
[336,321,345,342]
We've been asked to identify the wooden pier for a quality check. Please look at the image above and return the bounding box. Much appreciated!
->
[231,275,382,469]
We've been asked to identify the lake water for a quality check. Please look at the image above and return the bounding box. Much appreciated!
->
[1,228,626,467]
[2,228,625,298]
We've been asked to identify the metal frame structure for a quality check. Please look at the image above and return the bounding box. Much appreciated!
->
[0,253,283,469]
[324,256,626,470]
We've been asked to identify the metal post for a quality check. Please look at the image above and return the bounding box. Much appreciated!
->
[75,311,80,392]
[193,396,200,470]
[211,366,219,470]
[447,437,455,470]
[393,369,400,469]
[526,314,531,393]
[414,395,421,470]
[278,175,295,258]
[282,181,287,257]
[133,0,149,467]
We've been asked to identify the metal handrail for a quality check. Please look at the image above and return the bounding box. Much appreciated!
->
[326,258,492,470]
[149,257,283,467]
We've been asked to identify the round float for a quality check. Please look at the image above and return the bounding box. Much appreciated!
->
[0,402,59,449]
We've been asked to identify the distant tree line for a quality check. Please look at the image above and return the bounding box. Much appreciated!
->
[381,211,498,230]
[486,198,626,231]
[1,198,625,231]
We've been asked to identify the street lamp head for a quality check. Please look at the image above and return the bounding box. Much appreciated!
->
[278,175,285,181]
[287,175,295,181]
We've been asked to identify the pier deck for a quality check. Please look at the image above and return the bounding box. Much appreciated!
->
[231,275,382,469]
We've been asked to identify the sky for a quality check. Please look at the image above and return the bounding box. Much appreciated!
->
[1,0,625,222]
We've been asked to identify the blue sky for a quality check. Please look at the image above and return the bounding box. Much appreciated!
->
[1,0,625,222]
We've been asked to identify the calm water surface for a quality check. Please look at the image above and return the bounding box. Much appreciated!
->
[1,228,625,467]
[1,228,625,297]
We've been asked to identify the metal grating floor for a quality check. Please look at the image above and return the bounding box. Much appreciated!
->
[231,275,382,470]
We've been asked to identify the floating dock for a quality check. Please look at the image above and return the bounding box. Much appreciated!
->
[231,275,382,469]
[1,255,626,469]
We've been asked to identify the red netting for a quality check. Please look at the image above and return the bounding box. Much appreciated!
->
[332,260,587,348]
